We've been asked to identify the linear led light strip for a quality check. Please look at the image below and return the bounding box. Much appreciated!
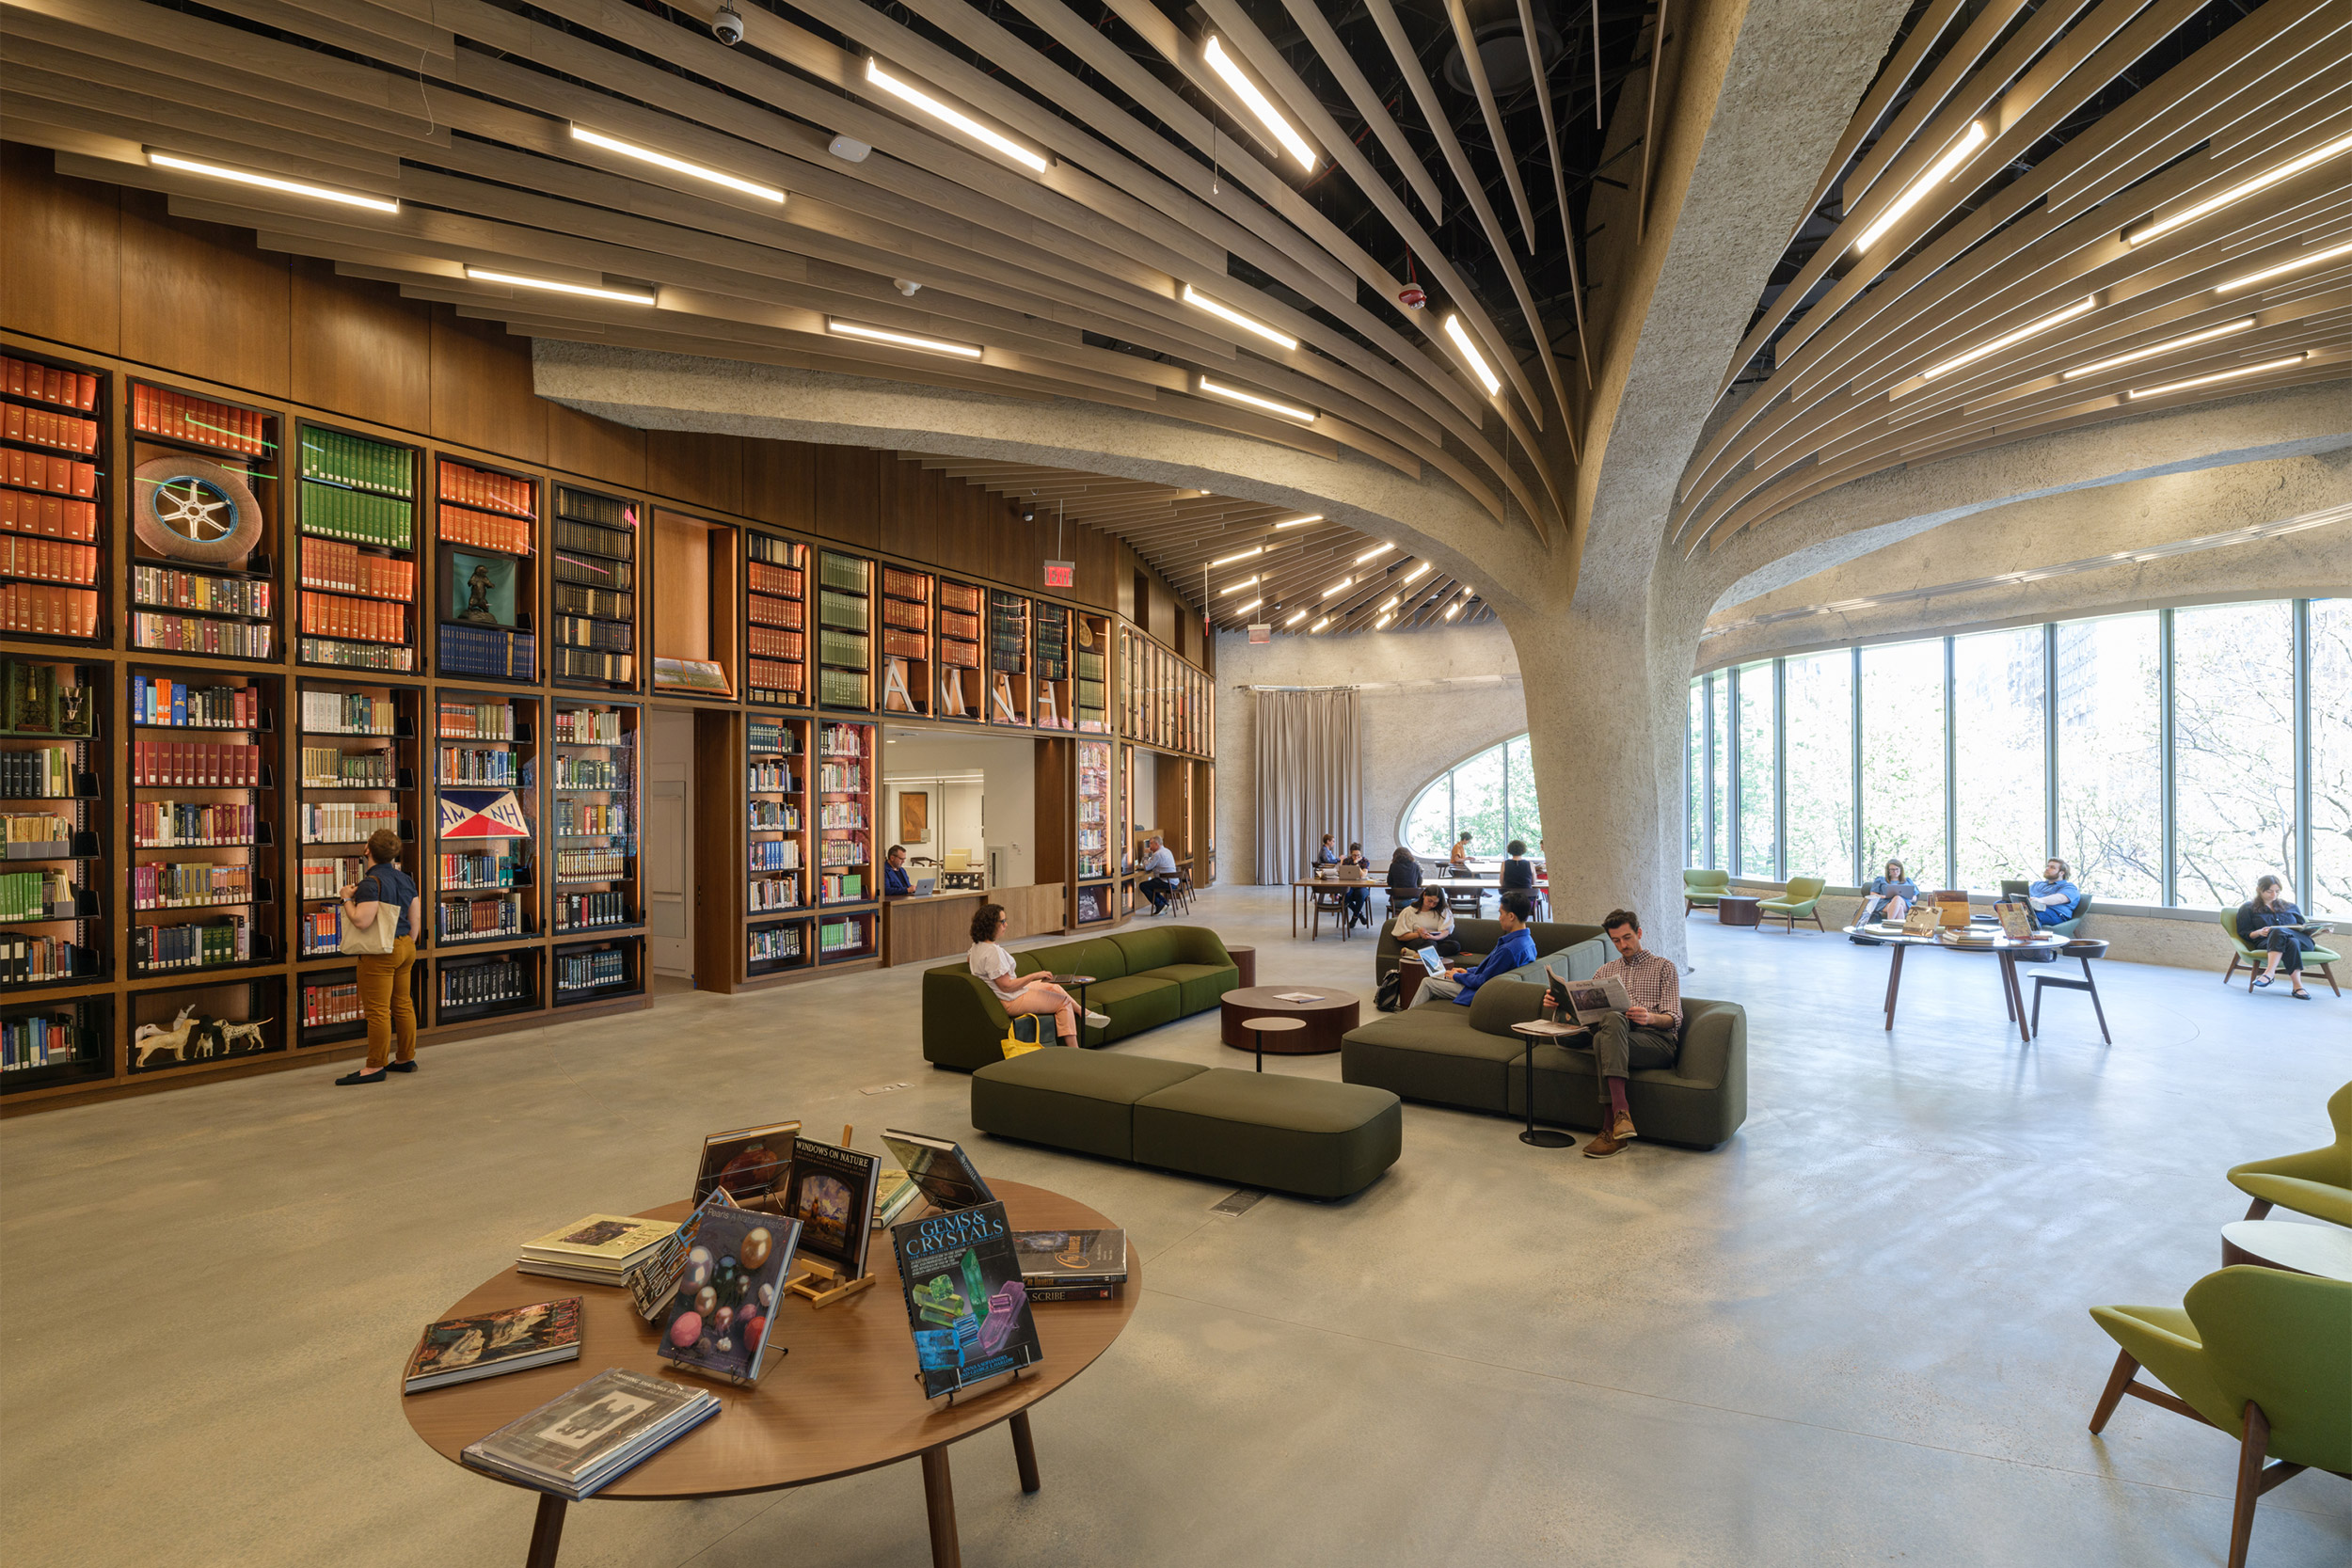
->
[1201,37,1316,173]
[1354,544,1394,563]
[1310,616,1332,633]
[146,150,397,213]
[2217,239,2352,293]
[1917,295,2095,384]
[1854,120,1987,255]
[2128,134,2352,246]
[826,319,983,358]
[1210,546,1263,567]
[1218,576,1260,594]
[466,266,656,304]
[1197,375,1316,423]
[569,126,783,203]
[1273,514,1322,529]
[1181,284,1296,350]
[1441,314,1502,397]
[1233,597,1263,613]
[2060,317,2254,380]
[865,59,1048,173]
[1284,608,1310,626]
[2126,352,2310,400]
[1402,562,1432,583]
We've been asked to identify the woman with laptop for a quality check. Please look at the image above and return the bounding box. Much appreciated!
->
[967,903,1110,1043]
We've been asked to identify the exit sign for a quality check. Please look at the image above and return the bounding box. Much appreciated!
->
[1042,559,1074,589]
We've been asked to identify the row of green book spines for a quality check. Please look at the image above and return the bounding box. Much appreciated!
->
[818,555,868,592]
[300,482,414,547]
[300,430,413,498]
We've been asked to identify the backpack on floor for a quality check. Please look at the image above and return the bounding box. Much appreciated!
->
[1375,968,1402,1012]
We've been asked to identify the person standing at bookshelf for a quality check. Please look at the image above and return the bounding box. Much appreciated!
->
[1576,910,1683,1159]
[2026,859,2081,927]
[336,828,421,1085]
[967,903,1106,1043]
[2238,875,2325,999]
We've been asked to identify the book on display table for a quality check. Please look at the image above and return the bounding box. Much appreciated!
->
[882,1128,995,1213]
[891,1199,1041,1399]
[405,1296,582,1393]
[461,1368,720,1500]
[691,1117,803,1210]
[654,1188,803,1387]
[515,1213,677,1285]
[781,1135,880,1294]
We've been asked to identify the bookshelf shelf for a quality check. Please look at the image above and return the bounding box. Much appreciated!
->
[296,422,419,673]
[746,531,807,708]
[934,578,983,721]
[816,720,873,907]
[549,701,637,937]
[987,590,1032,727]
[129,381,280,662]
[435,944,539,1025]
[295,680,421,958]
[1075,611,1110,732]
[746,714,809,927]
[431,694,539,951]
[127,670,279,979]
[1034,601,1073,731]
[745,913,812,977]
[554,935,641,1006]
[817,550,873,711]
[1,991,111,1093]
[549,486,638,691]
[880,565,931,717]
[126,975,286,1077]
[1,349,107,646]
[434,459,538,685]
[2,657,107,990]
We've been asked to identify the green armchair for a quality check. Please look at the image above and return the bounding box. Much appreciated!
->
[2220,907,2342,995]
[1756,876,1826,932]
[2228,1081,2352,1226]
[2088,1266,2351,1568]
[1683,868,1730,915]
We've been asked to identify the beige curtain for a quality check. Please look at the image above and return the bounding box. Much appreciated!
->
[1254,689,1361,883]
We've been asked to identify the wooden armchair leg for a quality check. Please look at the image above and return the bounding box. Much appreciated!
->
[2223,955,2241,985]
[2243,1196,2272,1221]
[2321,961,2340,997]
[2228,1402,2269,1568]
[2089,1349,2139,1433]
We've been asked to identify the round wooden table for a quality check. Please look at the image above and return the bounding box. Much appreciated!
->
[403,1180,1139,1567]
[1716,894,1762,927]
[1216,985,1358,1053]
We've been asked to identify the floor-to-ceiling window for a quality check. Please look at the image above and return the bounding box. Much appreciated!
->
[1709,674,1731,870]
[2054,612,2163,905]
[2171,601,2297,909]
[2312,599,2351,916]
[1502,735,1543,852]
[1737,662,1776,877]
[1860,640,1947,887]
[1952,626,2046,891]
[1781,651,1855,884]
[1687,680,1705,867]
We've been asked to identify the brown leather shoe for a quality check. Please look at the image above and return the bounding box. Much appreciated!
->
[1583,1127,1628,1158]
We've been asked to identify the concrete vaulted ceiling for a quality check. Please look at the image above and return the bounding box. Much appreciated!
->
[1,0,2345,641]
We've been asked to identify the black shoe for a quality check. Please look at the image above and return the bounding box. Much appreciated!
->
[386,1060,418,1073]
[336,1069,387,1085]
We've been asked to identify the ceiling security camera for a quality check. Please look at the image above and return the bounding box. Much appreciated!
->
[894,278,922,296]
[1022,509,1037,522]
[712,7,744,45]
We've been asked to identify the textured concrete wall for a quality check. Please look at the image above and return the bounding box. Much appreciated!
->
[1211,625,1527,884]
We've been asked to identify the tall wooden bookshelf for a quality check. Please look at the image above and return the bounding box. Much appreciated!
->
[817,550,873,711]
[548,486,638,691]
[129,382,279,663]
[296,423,418,673]
[987,590,1032,727]
[745,531,807,707]
[935,578,983,721]
[430,691,538,1026]
[1034,601,1073,731]
[815,719,878,966]
[550,698,641,1007]
[294,676,421,1053]
[1,656,105,1095]
[880,565,930,717]
[743,713,812,984]
[434,459,538,685]
[1,347,106,644]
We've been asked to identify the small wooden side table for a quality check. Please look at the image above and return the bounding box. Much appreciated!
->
[1238,1015,1306,1072]
[1225,945,1255,989]
[1717,895,1762,927]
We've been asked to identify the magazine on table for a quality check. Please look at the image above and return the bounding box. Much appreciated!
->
[1270,990,1324,1004]
[1542,968,1631,1028]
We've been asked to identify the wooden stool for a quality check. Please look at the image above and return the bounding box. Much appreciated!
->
[1240,1016,1305,1072]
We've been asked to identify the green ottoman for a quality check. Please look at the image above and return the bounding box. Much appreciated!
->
[970,1050,1206,1161]
[1133,1069,1402,1198]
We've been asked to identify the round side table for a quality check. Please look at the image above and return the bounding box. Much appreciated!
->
[1509,1020,1585,1148]
[2221,1219,2352,1280]
[1224,945,1256,989]
[1216,987,1357,1053]
[1238,1015,1306,1072]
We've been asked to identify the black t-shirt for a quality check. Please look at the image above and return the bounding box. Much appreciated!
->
[358,863,418,939]
[1500,857,1535,889]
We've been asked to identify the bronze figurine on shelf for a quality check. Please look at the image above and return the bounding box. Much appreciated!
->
[459,561,501,624]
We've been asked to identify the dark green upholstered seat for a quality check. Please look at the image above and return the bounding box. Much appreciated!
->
[923,924,1238,1069]
[1082,975,1182,1036]
[1133,1069,1402,1198]
[969,1051,1205,1160]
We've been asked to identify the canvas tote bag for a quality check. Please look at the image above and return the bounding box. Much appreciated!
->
[342,873,402,956]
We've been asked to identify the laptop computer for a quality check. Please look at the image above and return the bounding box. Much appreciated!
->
[914,876,937,897]
[1411,945,1448,977]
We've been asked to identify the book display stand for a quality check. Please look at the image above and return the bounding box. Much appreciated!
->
[880,565,930,716]
[296,423,418,673]
[130,381,278,661]
[549,487,638,690]
[934,579,982,719]
[1,348,106,643]
[817,550,872,710]
[435,460,538,685]
[987,590,1031,726]
[745,714,812,980]
[745,531,807,707]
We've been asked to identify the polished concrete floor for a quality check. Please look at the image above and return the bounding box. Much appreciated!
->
[4,889,2346,1568]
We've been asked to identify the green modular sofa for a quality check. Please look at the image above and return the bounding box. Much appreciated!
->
[1372,918,1608,988]
[923,924,1239,1069]
[1341,972,1747,1148]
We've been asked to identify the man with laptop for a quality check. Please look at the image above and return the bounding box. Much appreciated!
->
[1542,908,1682,1158]
[883,844,914,897]
[1411,890,1538,1006]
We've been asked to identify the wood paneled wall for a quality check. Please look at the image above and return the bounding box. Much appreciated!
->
[0,145,1201,628]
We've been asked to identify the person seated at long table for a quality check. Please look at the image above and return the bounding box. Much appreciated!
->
[1341,840,1374,922]
[2027,858,2080,927]
[883,843,914,897]
[1386,844,1422,909]
[1414,891,1534,1006]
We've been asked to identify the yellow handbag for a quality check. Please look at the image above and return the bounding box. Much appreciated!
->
[1000,1014,1047,1058]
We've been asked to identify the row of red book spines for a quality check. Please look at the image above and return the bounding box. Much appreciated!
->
[299,592,406,644]
[131,741,262,787]
[4,404,98,455]
[748,563,803,596]
[299,541,416,600]
[3,356,98,412]
[0,491,98,542]
[0,537,99,585]
[438,465,534,518]
[438,504,534,555]
[0,582,99,638]
[132,384,267,456]
[939,585,983,614]
[4,451,96,499]
[882,568,929,601]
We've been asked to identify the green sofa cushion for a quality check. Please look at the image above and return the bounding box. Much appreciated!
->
[1134,961,1238,1015]
[1014,936,1128,982]
[1334,1008,1524,1113]
[1107,925,1180,973]
[971,1050,1205,1160]
[1133,1069,1402,1198]
[1083,974,1182,1040]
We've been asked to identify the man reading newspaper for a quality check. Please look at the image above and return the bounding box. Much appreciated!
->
[1543,908,1682,1159]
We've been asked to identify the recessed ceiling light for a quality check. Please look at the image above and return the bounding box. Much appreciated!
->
[1181,283,1297,350]
[1354,543,1395,564]
[147,150,398,213]
[1201,36,1316,172]
[1197,375,1317,423]
[1284,608,1309,626]
[465,266,656,304]
[1917,295,2095,383]
[1854,121,1988,255]
[1323,577,1353,596]
[1210,546,1263,567]
[2060,317,2256,380]
[1403,562,1432,583]
[569,126,785,202]
[2127,134,2352,246]
[1273,515,1322,529]
[865,58,1049,173]
[1218,576,1259,594]
[2216,239,2352,293]
[1441,314,1502,396]
[2126,352,2310,400]
[825,318,983,358]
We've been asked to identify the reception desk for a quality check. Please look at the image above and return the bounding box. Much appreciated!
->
[882,882,1066,968]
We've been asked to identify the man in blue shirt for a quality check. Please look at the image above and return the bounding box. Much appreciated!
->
[1414,890,1538,1006]
[883,844,914,897]
[2028,858,2081,927]
[1140,835,1179,914]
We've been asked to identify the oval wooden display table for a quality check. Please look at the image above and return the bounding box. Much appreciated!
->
[404,1180,1139,1568]
[1216,985,1358,1053]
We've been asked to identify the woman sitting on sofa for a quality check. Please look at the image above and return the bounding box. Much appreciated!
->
[1391,888,1462,960]
[967,903,1108,1044]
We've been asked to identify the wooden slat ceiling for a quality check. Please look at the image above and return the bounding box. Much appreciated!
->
[903,454,1494,631]
[1679,0,2352,556]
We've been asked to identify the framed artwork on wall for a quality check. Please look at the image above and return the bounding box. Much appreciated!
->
[898,790,929,845]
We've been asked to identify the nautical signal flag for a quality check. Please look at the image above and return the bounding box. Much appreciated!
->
[437,788,531,839]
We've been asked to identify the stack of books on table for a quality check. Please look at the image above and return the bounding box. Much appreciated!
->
[461,1368,720,1500]
[516,1213,678,1287]
[1013,1227,1128,1302]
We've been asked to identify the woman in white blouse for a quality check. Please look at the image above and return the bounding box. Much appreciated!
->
[968,903,1104,1044]
[1390,889,1461,959]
